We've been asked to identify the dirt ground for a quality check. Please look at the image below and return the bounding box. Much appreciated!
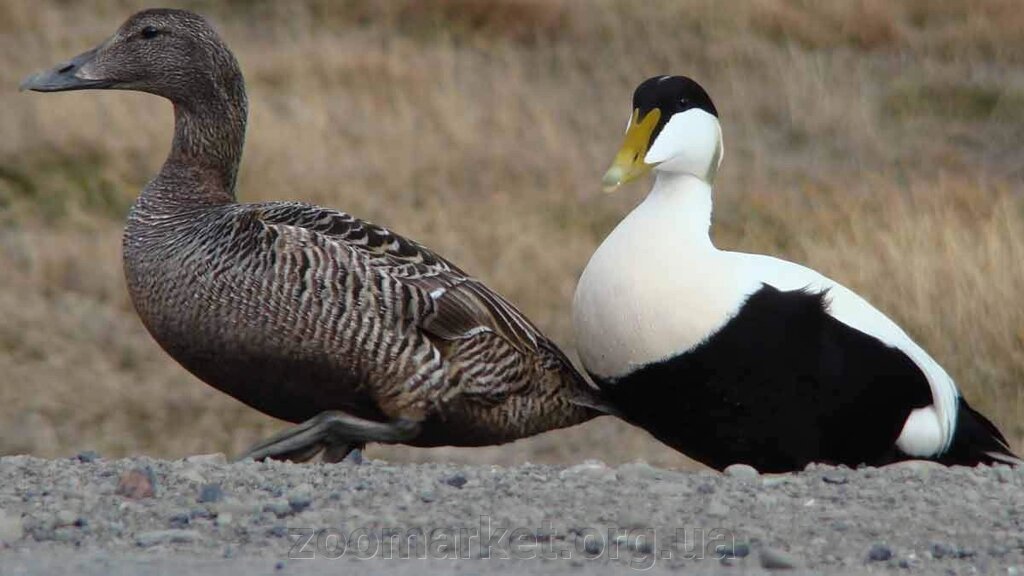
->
[0,455,1021,575]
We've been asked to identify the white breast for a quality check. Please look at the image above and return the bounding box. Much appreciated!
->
[572,178,758,379]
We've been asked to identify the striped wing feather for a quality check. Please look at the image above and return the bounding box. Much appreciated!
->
[252,202,542,353]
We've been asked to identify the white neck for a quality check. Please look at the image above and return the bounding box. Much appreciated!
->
[640,171,715,251]
[573,172,737,378]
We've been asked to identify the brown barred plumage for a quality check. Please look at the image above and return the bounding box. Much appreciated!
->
[24,9,605,460]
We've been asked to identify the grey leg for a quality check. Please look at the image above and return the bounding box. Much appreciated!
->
[236,411,419,463]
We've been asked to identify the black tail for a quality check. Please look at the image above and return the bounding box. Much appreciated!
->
[937,398,1019,466]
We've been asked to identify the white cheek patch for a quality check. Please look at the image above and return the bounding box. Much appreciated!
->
[644,109,721,179]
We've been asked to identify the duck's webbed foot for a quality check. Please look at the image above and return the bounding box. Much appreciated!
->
[236,411,420,463]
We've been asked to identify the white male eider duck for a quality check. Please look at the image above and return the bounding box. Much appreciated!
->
[573,75,1018,472]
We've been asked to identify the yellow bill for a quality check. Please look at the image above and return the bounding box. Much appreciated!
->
[602,108,661,192]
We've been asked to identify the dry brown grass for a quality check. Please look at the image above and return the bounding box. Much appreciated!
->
[0,0,1021,468]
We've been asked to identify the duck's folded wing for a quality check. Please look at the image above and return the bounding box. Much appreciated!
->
[252,202,542,354]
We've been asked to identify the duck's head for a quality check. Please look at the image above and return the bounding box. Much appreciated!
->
[20,9,240,105]
[602,76,722,192]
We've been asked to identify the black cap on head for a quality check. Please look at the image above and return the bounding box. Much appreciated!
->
[633,75,717,118]
[632,76,716,144]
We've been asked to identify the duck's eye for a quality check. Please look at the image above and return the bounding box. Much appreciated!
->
[141,26,160,39]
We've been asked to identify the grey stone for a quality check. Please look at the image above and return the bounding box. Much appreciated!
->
[0,510,24,543]
[135,529,201,547]
[343,449,364,465]
[717,541,751,558]
[822,473,848,485]
[266,526,288,538]
[706,498,730,517]
[53,510,77,528]
[867,543,893,562]
[930,542,954,559]
[197,483,224,504]
[263,499,292,518]
[183,453,227,465]
[724,464,760,479]
[74,451,100,463]
[442,472,468,488]
[558,461,615,481]
[760,547,800,569]
[168,512,191,529]
[287,493,312,513]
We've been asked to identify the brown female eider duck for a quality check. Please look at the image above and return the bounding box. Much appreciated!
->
[21,9,607,462]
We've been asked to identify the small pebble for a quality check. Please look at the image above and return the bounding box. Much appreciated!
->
[168,512,191,529]
[135,529,200,547]
[696,483,716,495]
[558,460,615,481]
[831,520,850,532]
[0,510,24,544]
[628,537,653,554]
[760,476,791,488]
[955,547,976,559]
[197,483,224,504]
[717,542,751,558]
[183,453,227,465]
[190,507,214,520]
[760,547,801,570]
[882,460,943,473]
[868,544,893,562]
[724,464,760,479]
[930,542,954,559]
[617,461,672,482]
[582,537,603,556]
[178,467,206,485]
[263,500,292,518]
[706,498,730,517]
[215,499,260,517]
[116,467,157,499]
[74,451,100,463]
[822,473,848,485]
[342,449,364,465]
[287,493,312,514]
[419,490,437,503]
[442,472,468,488]
[215,513,233,527]
[995,467,1016,484]
[52,528,81,544]
[54,510,77,528]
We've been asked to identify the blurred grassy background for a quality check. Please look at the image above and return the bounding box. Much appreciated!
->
[0,0,1021,469]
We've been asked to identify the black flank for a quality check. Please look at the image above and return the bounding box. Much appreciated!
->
[596,284,935,472]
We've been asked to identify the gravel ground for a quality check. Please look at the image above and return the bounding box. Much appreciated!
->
[0,455,1022,575]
